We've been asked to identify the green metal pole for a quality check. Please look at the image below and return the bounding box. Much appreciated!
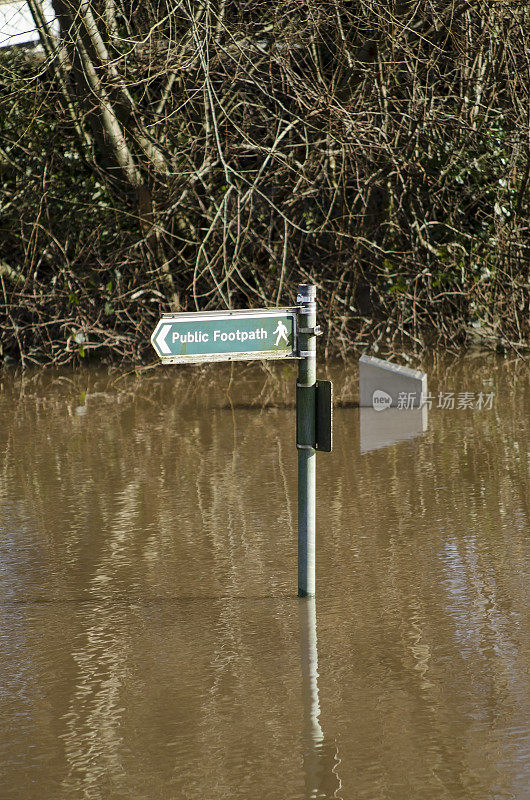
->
[297,284,317,597]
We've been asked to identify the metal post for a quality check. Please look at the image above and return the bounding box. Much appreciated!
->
[297,284,317,596]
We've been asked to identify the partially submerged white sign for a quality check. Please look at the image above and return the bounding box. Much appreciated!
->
[359,354,427,409]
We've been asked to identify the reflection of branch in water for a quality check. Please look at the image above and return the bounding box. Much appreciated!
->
[59,482,143,798]
[298,598,342,799]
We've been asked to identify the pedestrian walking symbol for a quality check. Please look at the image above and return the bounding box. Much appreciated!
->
[273,320,289,346]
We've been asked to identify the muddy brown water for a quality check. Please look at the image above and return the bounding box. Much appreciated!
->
[0,355,528,800]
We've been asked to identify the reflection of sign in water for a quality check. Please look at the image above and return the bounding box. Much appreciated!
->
[360,407,428,454]
[151,309,297,364]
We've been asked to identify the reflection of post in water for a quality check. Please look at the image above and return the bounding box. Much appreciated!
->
[298,599,342,799]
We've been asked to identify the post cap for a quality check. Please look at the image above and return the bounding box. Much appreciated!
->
[296,284,316,304]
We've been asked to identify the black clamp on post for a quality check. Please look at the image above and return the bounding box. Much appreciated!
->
[296,380,333,452]
[298,325,323,337]
[298,326,322,358]
[296,382,316,450]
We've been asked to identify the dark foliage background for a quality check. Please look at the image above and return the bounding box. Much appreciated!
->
[1,0,528,365]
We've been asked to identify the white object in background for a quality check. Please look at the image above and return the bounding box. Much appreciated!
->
[0,1,58,49]
[359,354,427,409]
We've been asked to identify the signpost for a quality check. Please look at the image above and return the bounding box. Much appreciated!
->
[151,308,297,364]
[150,286,331,596]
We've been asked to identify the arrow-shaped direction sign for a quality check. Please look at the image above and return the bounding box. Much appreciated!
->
[151,308,298,364]
[154,323,172,355]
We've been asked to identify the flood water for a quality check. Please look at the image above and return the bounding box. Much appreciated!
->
[0,355,528,800]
